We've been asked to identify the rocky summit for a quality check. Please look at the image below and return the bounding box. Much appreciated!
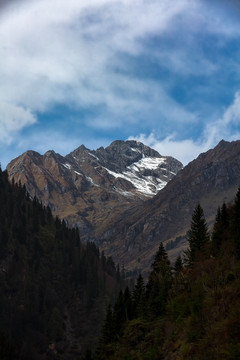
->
[97,139,240,275]
[6,140,182,241]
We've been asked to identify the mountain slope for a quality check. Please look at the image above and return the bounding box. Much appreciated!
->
[95,140,240,274]
[6,140,182,240]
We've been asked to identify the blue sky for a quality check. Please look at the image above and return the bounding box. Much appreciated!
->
[1,0,240,168]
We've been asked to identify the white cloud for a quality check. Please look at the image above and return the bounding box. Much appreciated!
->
[0,103,36,144]
[129,91,240,165]
[203,91,240,147]
[128,133,206,165]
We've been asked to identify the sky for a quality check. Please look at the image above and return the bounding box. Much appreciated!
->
[1,0,240,168]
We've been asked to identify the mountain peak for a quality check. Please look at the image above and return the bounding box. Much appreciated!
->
[106,139,161,159]
[217,139,229,146]
[6,140,182,240]
[44,150,57,157]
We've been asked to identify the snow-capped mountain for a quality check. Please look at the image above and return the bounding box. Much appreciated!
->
[63,140,182,198]
[103,156,168,197]
[97,139,240,275]
[6,140,182,238]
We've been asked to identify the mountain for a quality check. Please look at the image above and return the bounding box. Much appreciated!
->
[0,167,123,359]
[6,140,182,240]
[96,139,240,275]
[7,139,240,277]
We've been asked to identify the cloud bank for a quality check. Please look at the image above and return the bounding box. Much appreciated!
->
[0,0,197,139]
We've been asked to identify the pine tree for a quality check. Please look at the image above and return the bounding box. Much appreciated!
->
[101,304,113,344]
[133,274,145,318]
[112,290,125,339]
[123,286,133,321]
[221,203,229,229]
[146,243,172,319]
[184,203,209,265]
[211,203,229,254]
[174,255,183,273]
[231,186,240,258]
[151,242,169,273]
[211,207,222,253]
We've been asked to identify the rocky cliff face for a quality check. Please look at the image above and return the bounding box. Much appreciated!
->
[96,140,240,275]
[6,140,182,239]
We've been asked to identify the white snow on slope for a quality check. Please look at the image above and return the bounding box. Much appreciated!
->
[104,157,169,197]
[88,152,99,161]
[127,156,166,171]
[86,176,99,187]
[63,154,175,198]
[74,170,82,176]
[130,147,141,154]
[63,163,71,169]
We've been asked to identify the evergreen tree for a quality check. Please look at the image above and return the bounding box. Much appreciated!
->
[231,186,240,258]
[184,203,209,265]
[101,304,113,345]
[221,202,229,229]
[133,274,145,318]
[174,255,183,273]
[123,286,133,321]
[83,349,93,360]
[211,207,222,253]
[151,242,169,273]
[112,290,125,339]
[146,243,172,319]
[211,203,229,254]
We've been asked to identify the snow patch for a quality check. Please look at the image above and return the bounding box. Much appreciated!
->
[86,176,99,187]
[103,156,169,196]
[127,157,167,172]
[88,152,99,161]
[130,147,141,153]
[63,163,71,169]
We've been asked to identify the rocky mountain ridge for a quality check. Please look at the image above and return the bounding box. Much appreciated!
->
[96,139,240,275]
[6,140,182,239]
[7,139,240,276]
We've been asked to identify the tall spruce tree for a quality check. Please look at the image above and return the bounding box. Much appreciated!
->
[146,243,172,319]
[211,207,222,253]
[211,203,229,254]
[174,255,183,273]
[184,203,209,265]
[231,186,240,258]
[133,274,145,318]
[101,304,113,345]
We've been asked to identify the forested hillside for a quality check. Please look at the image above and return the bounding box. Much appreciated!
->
[96,188,240,360]
[0,167,123,359]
